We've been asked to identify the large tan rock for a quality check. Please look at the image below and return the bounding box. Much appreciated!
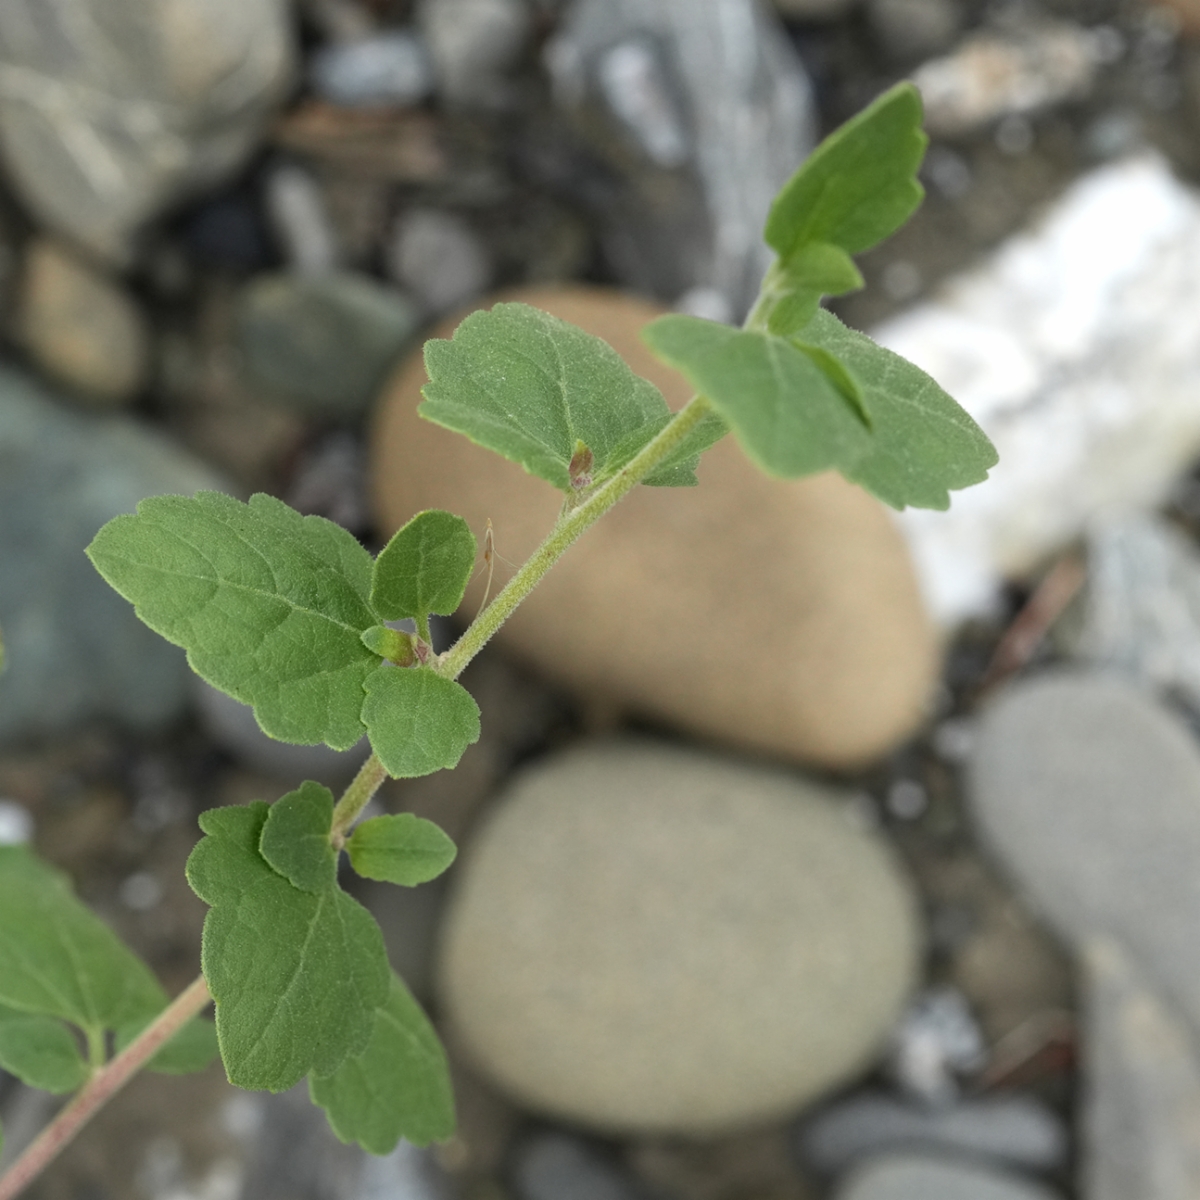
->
[369,285,937,768]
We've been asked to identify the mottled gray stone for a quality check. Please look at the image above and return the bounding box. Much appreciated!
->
[1082,937,1200,1200]
[310,30,434,108]
[235,271,420,418]
[418,0,530,106]
[797,1092,1067,1176]
[512,1132,640,1200]
[835,1154,1062,1200]
[386,209,491,316]
[544,0,815,319]
[438,741,921,1134]
[968,671,1200,1032]
[0,368,226,743]
[0,0,295,263]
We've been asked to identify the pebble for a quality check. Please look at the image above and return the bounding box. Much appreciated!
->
[545,0,815,320]
[885,988,986,1105]
[512,1131,639,1200]
[263,164,341,275]
[0,800,32,846]
[968,671,1200,1033]
[371,285,937,769]
[386,209,492,316]
[771,0,860,20]
[437,740,921,1134]
[236,271,420,419]
[913,21,1105,136]
[888,155,1200,625]
[418,0,531,107]
[1068,511,1200,716]
[1081,936,1200,1200]
[309,30,435,108]
[834,1154,1063,1200]
[796,1092,1068,1176]
[0,367,226,744]
[866,0,961,61]
[18,239,148,405]
[0,0,295,264]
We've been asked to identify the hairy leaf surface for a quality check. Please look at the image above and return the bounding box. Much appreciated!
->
[420,303,705,491]
[641,317,871,478]
[87,492,378,750]
[186,803,389,1091]
[371,511,477,621]
[260,782,338,894]
[0,1004,88,1093]
[798,309,997,509]
[309,973,455,1152]
[0,846,167,1034]
[361,667,480,779]
[347,815,456,886]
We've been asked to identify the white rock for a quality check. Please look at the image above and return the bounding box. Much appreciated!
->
[884,155,1200,625]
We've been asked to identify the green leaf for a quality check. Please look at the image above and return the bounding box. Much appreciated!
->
[347,815,456,886]
[765,82,927,264]
[259,782,338,894]
[797,308,998,509]
[371,510,477,621]
[0,1004,88,1093]
[0,846,167,1034]
[114,1012,220,1075]
[186,803,390,1091]
[420,302,702,492]
[310,973,455,1153]
[361,666,481,779]
[87,492,378,750]
[641,316,871,479]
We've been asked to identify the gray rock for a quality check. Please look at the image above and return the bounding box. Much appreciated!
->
[0,800,32,845]
[437,741,921,1135]
[418,0,531,107]
[386,209,492,316]
[0,368,227,743]
[235,271,420,418]
[194,678,368,788]
[264,164,341,275]
[797,1092,1067,1176]
[545,0,815,319]
[968,671,1200,1032]
[886,988,986,1105]
[310,30,435,108]
[771,0,860,21]
[1082,936,1200,1200]
[835,1154,1062,1200]
[18,238,148,404]
[0,0,295,264]
[867,0,960,60]
[1069,512,1200,716]
[512,1132,640,1200]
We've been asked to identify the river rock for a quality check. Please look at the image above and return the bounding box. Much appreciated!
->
[370,285,937,769]
[237,272,421,419]
[968,671,1200,1031]
[835,1154,1062,1200]
[0,368,228,743]
[18,239,148,405]
[1082,936,1200,1200]
[0,0,295,264]
[437,741,922,1134]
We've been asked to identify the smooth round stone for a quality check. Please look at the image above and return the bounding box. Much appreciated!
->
[19,239,148,405]
[370,285,937,769]
[968,670,1200,1031]
[836,1154,1062,1200]
[437,741,922,1134]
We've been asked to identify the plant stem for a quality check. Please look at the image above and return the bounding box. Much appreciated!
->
[329,752,389,845]
[0,976,212,1200]
[415,614,432,646]
[438,394,714,681]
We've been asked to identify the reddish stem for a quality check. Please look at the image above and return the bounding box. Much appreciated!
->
[0,976,212,1200]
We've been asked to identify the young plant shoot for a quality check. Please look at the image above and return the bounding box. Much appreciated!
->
[0,83,996,1198]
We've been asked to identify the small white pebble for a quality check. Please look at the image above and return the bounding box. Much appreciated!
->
[887,778,929,820]
[120,871,163,911]
[0,799,33,845]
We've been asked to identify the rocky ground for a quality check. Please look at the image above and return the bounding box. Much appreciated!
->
[5,0,1200,1198]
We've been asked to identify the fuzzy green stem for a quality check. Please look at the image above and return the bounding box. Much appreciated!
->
[84,1027,106,1071]
[415,614,432,647]
[330,752,389,845]
[0,976,212,1200]
[438,394,714,681]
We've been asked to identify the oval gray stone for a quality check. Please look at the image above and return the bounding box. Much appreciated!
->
[836,1154,1062,1200]
[436,741,921,1134]
[968,670,1200,1028]
[0,368,228,742]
